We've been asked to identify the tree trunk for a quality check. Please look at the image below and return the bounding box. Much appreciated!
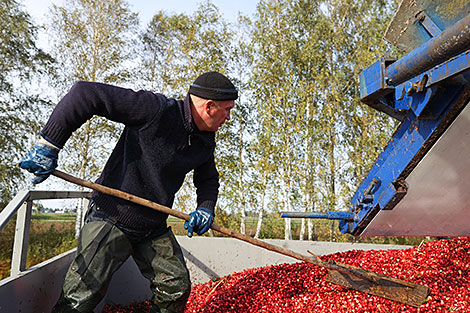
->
[254,209,264,239]
[284,217,292,240]
[299,218,306,240]
[308,219,314,241]
[238,123,246,235]
[254,174,267,239]
[329,221,336,242]
[282,168,293,241]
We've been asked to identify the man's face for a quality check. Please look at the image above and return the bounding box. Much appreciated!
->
[205,100,235,132]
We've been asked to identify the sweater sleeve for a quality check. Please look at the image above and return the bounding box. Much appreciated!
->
[41,81,164,148]
[193,154,219,212]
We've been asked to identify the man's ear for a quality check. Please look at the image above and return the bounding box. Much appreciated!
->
[205,100,215,114]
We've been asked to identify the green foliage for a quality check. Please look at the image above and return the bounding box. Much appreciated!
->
[137,1,233,97]
[0,221,15,278]
[0,218,76,279]
[48,0,140,85]
[27,223,77,268]
[250,0,304,239]
[213,210,242,232]
[0,0,54,207]
[214,16,256,234]
[1,0,427,244]
[247,0,399,240]
[256,215,288,239]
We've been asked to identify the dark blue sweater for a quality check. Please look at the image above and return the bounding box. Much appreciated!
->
[41,81,219,230]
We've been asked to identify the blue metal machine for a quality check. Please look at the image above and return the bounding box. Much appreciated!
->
[283,0,470,236]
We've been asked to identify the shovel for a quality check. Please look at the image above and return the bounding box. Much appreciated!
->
[52,169,430,307]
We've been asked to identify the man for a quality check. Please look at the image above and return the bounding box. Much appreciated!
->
[19,71,237,313]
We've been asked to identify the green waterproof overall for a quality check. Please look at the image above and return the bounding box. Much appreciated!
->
[52,204,191,313]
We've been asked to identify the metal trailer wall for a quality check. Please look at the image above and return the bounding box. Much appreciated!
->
[0,236,410,313]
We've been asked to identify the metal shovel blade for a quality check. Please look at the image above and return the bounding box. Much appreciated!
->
[325,262,430,307]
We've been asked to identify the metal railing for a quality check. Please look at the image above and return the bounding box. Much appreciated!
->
[0,190,91,277]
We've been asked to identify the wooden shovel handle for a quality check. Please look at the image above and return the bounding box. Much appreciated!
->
[52,169,376,281]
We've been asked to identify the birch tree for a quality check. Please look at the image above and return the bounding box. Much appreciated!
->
[215,15,255,234]
[0,0,53,206]
[287,0,329,240]
[252,0,304,240]
[249,0,397,241]
[137,2,236,219]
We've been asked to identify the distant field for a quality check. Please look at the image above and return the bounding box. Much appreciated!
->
[32,213,77,221]
[0,214,77,280]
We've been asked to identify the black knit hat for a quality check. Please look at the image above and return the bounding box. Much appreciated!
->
[189,71,238,100]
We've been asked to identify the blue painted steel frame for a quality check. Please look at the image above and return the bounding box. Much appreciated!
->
[334,12,470,235]
[339,83,465,235]
[339,50,470,235]
[385,14,470,87]
[359,14,470,121]
[281,212,355,221]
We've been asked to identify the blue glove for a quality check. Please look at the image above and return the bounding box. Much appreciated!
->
[184,207,214,238]
[19,142,59,184]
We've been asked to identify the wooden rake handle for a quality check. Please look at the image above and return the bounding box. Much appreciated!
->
[52,169,376,282]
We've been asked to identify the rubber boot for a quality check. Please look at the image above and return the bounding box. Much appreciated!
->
[50,293,81,313]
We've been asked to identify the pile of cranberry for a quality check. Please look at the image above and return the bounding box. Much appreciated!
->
[104,237,470,312]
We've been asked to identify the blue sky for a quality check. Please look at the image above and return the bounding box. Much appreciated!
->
[21,0,259,25]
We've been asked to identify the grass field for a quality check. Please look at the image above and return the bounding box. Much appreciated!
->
[0,214,77,279]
